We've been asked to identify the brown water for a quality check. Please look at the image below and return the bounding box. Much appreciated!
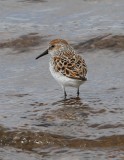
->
[0,0,124,159]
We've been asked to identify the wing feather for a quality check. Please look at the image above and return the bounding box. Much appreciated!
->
[53,52,87,81]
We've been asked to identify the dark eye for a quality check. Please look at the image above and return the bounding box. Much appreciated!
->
[49,45,55,50]
[51,45,55,48]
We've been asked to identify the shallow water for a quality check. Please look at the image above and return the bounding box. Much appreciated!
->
[0,0,124,159]
[0,0,124,40]
[0,147,124,160]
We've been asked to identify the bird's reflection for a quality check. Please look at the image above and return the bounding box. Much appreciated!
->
[51,97,90,120]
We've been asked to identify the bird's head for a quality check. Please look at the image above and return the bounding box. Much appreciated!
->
[36,39,69,59]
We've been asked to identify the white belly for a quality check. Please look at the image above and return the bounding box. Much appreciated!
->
[49,63,84,88]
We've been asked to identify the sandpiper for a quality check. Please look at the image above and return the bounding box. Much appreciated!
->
[36,39,87,98]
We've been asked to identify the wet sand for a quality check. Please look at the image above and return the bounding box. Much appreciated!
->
[0,0,124,159]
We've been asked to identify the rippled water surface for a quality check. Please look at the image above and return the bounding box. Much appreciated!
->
[0,0,124,159]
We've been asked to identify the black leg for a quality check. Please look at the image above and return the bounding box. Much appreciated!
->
[64,90,67,99]
[62,86,67,99]
[77,87,79,97]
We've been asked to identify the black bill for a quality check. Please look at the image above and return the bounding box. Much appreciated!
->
[35,49,48,60]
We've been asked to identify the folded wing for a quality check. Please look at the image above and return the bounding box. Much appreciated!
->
[53,52,87,81]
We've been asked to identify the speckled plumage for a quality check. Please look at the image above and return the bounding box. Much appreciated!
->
[52,51,87,81]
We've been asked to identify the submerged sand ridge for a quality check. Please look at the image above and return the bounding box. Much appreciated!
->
[74,34,124,52]
[0,34,124,52]
[0,126,124,150]
[0,33,49,52]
